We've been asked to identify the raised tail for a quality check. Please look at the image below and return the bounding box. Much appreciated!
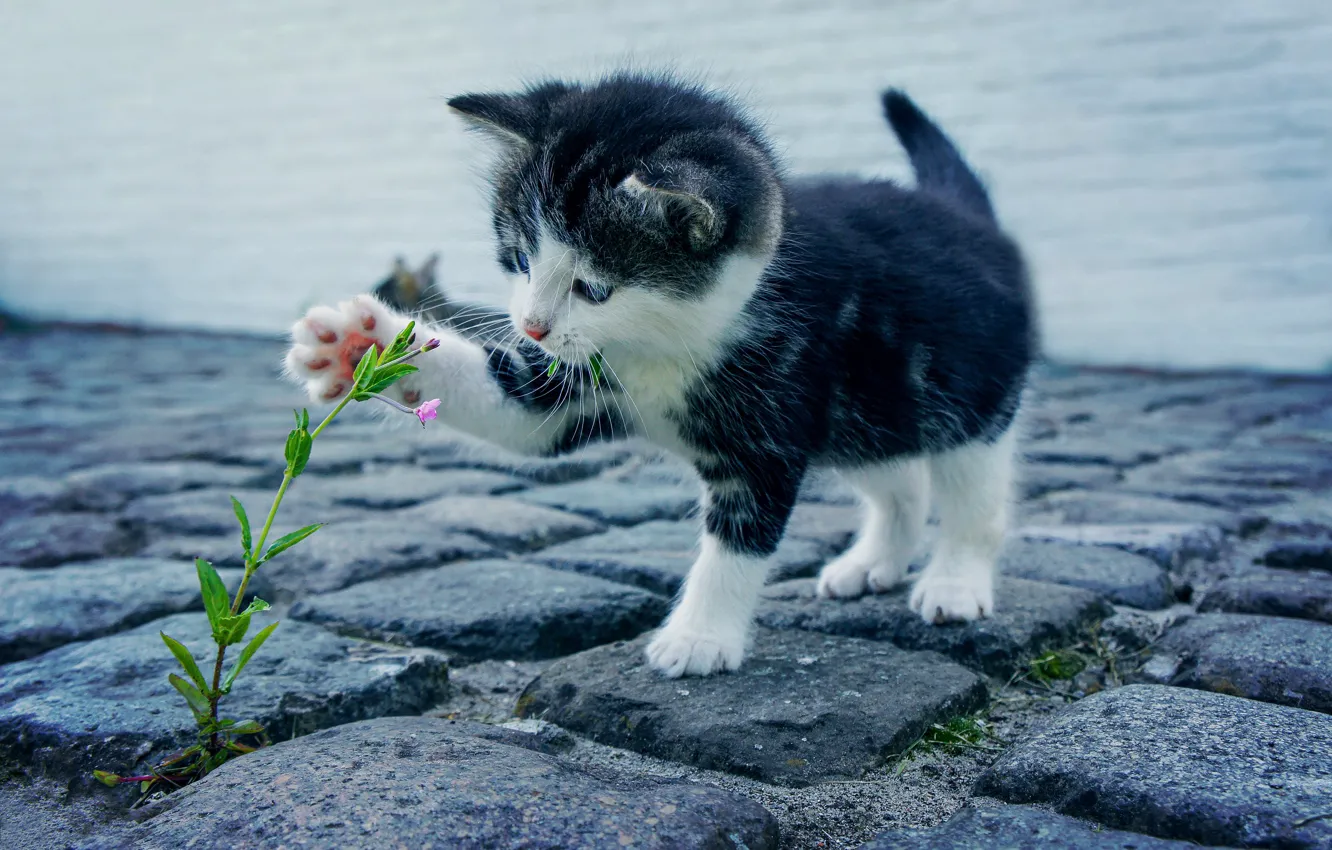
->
[882,89,995,221]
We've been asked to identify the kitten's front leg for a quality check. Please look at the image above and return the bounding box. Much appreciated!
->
[646,473,801,678]
[285,295,599,455]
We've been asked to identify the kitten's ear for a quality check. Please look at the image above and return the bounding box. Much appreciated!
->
[418,252,439,284]
[448,94,535,147]
[620,163,724,253]
[448,83,571,148]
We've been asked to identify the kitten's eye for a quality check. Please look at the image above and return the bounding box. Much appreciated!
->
[573,278,612,304]
[513,250,530,276]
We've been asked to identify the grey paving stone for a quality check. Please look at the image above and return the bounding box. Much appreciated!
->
[512,478,698,525]
[137,535,246,568]
[999,539,1172,609]
[757,577,1111,676]
[1121,447,1332,503]
[1019,523,1227,569]
[1023,434,1168,468]
[1200,570,1332,624]
[976,685,1332,848]
[0,512,137,567]
[128,486,361,537]
[857,802,1200,849]
[518,629,987,786]
[315,466,527,509]
[100,717,778,850]
[1167,383,1332,430]
[1147,613,1332,714]
[785,502,862,553]
[0,559,241,663]
[398,495,604,551]
[245,516,500,599]
[533,519,834,596]
[0,475,66,517]
[1018,462,1121,501]
[1023,491,1241,530]
[1260,539,1332,572]
[60,461,265,512]
[0,612,449,784]
[797,469,859,504]
[290,560,668,661]
[417,438,635,483]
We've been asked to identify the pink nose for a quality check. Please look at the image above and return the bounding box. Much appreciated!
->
[524,322,549,342]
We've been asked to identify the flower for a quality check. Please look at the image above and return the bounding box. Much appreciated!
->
[414,399,441,426]
[422,338,441,352]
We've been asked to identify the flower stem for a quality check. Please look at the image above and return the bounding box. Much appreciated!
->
[210,392,356,741]
[208,645,227,750]
[228,393,352,615]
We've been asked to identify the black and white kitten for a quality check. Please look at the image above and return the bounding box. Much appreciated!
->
[287,73,1035,678]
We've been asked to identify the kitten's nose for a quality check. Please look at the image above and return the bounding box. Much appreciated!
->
[523,321,549,342]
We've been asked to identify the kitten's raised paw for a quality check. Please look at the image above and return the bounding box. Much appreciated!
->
[285,296,398,403]
[645,626,745,678]
[909,573,993,624]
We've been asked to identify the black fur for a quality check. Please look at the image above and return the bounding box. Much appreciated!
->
[450,73,782,298]
[448,74,1035,557]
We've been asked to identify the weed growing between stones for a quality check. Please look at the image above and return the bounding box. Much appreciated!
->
[93,322,440,800]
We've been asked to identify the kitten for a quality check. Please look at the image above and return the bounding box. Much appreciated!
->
[287,73,1035,678]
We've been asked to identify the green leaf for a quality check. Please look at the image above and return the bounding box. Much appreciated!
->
[169,673,212,721]
[384,320,416,362]
[222,622,279,693]
[202,748,231,774]
[300,408,310,430]
[160,632,207,693]
[291,431,313,477]
[93,770,122,787]
[230,496,252,558]
[284,428,313,477]
[226,719,265,737]
[360,363,419,396]
[195,559,231,635]
[215,612,251,647]
[237,597,271,617]
[1028,649,1086,683]
[258,523,323,565]
[351,344,378,390]
[589,352,604,388]
[546,358,559,378]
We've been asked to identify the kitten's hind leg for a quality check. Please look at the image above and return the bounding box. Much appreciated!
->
[910,429,1017,623]
[817,459,929,598]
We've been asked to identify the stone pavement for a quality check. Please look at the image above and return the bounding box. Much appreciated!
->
[1,327,1331,849]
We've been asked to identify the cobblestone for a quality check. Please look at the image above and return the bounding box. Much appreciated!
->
[290,559,668,660]
[2,327,1331,849]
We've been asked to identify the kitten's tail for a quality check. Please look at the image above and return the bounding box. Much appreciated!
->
[882,90,995,221]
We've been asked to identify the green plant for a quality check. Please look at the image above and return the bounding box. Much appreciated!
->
[94,322,439,799]
[1025,649,1087,685]
[546,352,605,386]
[894,714,1000,774]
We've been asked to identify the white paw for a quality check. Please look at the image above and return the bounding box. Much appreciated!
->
[909,573,994,624]
[285,296,404,403]
[816,550,904,599]
[645,624,746,678]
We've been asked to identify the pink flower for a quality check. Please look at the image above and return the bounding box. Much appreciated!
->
[422,338,441,352]
[414,399,441,426]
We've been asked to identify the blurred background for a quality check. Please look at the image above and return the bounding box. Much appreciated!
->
[0,0,1328,372]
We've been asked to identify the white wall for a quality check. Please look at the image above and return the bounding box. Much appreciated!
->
[0,0,1329,372]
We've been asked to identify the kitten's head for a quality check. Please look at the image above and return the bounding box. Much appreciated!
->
[448,73,784,362]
